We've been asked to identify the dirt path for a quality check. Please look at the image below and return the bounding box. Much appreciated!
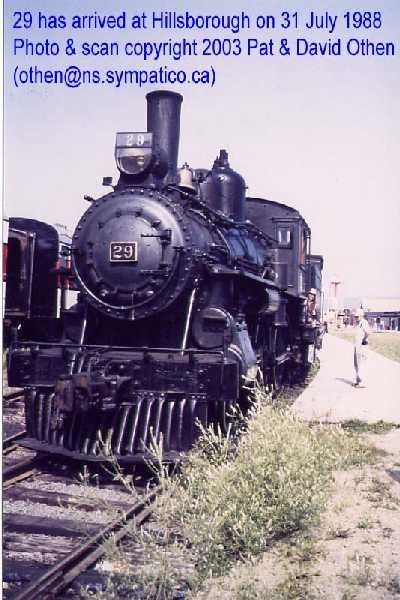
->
[196,429,400,600]
[293,334,400,424]
[300,429,400,600]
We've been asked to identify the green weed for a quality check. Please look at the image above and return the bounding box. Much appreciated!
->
[357,516,373,529]
[341,419,399,434]
[89,387,373,598]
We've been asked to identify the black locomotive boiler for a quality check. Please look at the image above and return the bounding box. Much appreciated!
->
[6,91,323,463]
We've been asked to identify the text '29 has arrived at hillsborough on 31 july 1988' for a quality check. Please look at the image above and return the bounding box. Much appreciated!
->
[8,8,398,89]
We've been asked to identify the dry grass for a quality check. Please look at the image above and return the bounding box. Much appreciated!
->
[163,398,372,579]
[331,329,400,363]
[89,388,373,599]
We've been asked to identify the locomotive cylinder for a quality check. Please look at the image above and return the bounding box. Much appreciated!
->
[146,90,183,182]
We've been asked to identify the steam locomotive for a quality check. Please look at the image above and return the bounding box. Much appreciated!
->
[5,91,323,463]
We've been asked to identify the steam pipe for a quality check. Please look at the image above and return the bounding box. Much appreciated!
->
[146,90,183,182]
[181,279,199,355]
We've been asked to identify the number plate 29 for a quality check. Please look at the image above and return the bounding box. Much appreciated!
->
[109,242,138,262]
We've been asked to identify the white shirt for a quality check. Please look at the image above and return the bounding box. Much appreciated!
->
[354,318,369,349]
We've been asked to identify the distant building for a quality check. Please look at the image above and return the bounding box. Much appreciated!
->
[343,297,400,330]
[363,298,400,331]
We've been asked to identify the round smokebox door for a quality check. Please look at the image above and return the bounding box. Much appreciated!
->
[72,191,186,315]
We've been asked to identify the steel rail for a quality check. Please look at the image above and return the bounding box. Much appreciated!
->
[3,430,27,455]
[13,486,161,600]
[3,390,24,402]
[3,456,43,489]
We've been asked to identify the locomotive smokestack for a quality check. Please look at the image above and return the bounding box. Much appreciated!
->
[146,90,183,182]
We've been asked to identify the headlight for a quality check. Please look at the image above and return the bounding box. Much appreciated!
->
[115,132,153,176]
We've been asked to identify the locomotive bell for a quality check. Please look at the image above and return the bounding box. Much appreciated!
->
[177,162,196,193]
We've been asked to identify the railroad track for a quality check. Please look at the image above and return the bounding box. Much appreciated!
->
[2,389,161,597]
[3,449,161,599]
[3,455,44,489]
[3,389,27,460]
[3,390,24,403]
[3,431,27,456]
[12,485,160,599]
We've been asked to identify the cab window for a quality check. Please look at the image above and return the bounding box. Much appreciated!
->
[299,226,309,265]
[277,226,292,248]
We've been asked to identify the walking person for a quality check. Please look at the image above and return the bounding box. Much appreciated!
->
[353,308,370,388]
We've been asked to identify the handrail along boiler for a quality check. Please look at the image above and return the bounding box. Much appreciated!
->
[6,91,323,463]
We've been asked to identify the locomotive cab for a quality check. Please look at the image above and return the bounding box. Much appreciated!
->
[245,198,311,297]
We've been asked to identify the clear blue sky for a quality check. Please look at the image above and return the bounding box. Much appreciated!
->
[3,0,400,298]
